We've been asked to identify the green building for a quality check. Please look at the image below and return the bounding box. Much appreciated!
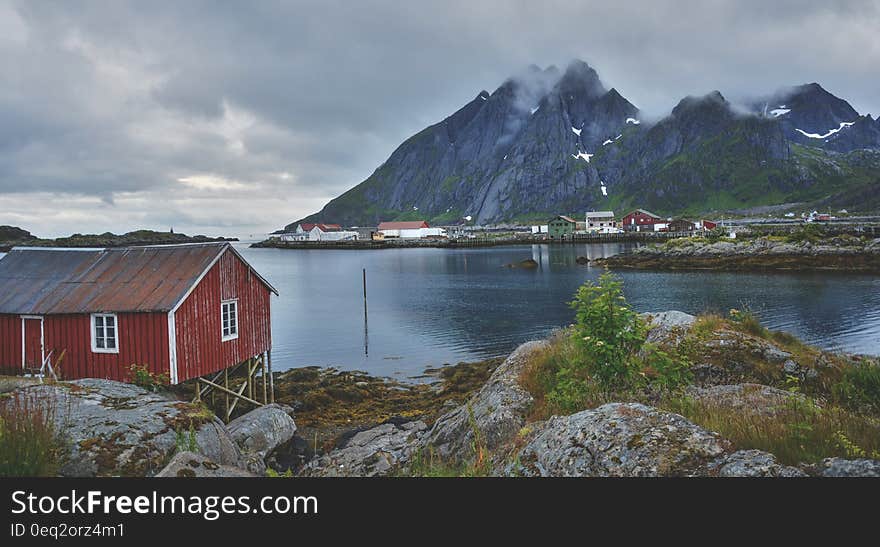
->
[548,215,577,239]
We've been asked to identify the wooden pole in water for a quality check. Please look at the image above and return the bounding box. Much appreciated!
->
[363,268,369,356]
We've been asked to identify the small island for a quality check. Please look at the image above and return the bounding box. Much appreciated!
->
[0,225,236,252]
[592,226,880,272]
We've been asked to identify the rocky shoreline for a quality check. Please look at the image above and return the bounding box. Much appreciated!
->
[591,234,880,272]
[3,312,878,477]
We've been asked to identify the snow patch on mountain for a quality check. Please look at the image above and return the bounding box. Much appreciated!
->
[571,126,582,136]
[795,121,855,139]
[770,108,791,117]
[572,151,593,163]
[626,118,640,125]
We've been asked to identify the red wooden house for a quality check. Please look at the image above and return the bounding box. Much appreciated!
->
[621,209,664,232]
[0,242,277,385]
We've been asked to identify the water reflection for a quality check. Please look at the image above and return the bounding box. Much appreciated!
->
[237,244,879,378]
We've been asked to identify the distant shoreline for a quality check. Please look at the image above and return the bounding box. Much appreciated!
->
[250,231,686,250]
[0,227,237,252]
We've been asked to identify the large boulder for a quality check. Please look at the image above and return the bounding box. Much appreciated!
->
[510,403,729,477]
[301,420,428,477]
[509,402,807,477]
[423,340,547,463]
[15,379,242,477]
[156,452,258,478]
[227,404,297,473]
[642,311,696,345]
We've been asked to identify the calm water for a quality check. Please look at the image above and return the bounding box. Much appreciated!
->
[234,243,880,379]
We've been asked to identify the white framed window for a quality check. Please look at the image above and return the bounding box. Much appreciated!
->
[91,313,119,353]
[221,299,239,341]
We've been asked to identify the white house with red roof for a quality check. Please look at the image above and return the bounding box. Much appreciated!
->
[280,223,359,242]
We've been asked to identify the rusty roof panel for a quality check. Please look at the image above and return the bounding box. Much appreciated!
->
[0,243,239,314]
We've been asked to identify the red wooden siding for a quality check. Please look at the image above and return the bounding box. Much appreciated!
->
[44,313,169,382]
[23,318,43,368]
[0,312,169,381]
[173,249,272,382]
[0,314,23,373]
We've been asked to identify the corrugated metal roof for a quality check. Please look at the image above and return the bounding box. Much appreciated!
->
[0,242,277,315]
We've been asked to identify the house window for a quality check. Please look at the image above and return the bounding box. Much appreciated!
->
[91,313,119,353]
[221,300,238,341]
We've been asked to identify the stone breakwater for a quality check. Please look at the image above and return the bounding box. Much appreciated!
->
[591,236,880,272]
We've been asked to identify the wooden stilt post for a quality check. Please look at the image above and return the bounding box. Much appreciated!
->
[267,349,274,403]
[261,352,267,404]
[246,357,254,402]
[224,367,230,422]
[194,379,201,402]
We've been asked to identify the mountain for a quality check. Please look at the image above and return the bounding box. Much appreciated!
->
[293,61,880,227]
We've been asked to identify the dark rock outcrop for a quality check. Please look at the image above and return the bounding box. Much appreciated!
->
[423,340,546,463]
[227,403,298,475]
[301,420,428,477]
[508,403,804,477]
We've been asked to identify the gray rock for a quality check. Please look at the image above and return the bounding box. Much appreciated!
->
[227,404,297,459]
[424,340,547,463]
[712,450,806,477]
[817,458,880,477]
[762,345,793,364]
[301,420,428,477]
[509,403,730,477]
[642,311,696,345]
[14,379,242,477]
[156,451,258,478]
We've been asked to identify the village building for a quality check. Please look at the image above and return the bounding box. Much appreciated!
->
[0,243,277,397]
[548,215,577,239]
[376,221,447,239]
[621,209,665,232]
[280,223,358,242]
[585,211,617,233]
[667,219,696,232]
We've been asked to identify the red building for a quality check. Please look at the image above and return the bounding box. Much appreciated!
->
[699,220,718,230]
[621,209,664,232]
[0,243,277,384]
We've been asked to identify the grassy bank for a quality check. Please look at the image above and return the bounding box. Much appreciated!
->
[517,274,880,466]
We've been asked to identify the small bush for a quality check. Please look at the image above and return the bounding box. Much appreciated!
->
[570,271,646,388]
[832,362,880,414]
[0,390,66,476]
[129,364,169,391]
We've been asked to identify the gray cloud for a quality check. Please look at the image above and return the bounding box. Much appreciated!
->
[1,0,878,237]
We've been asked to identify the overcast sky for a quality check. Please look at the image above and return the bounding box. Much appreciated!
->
[1,0,878,238]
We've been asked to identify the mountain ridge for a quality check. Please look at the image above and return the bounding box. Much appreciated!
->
[292,61,880,228]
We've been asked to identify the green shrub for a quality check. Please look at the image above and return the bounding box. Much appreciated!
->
[129,364,169,391]
[0,390,66,476]
[832,362,880,414]
[569,271,646,389]
[638,344,692,390]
